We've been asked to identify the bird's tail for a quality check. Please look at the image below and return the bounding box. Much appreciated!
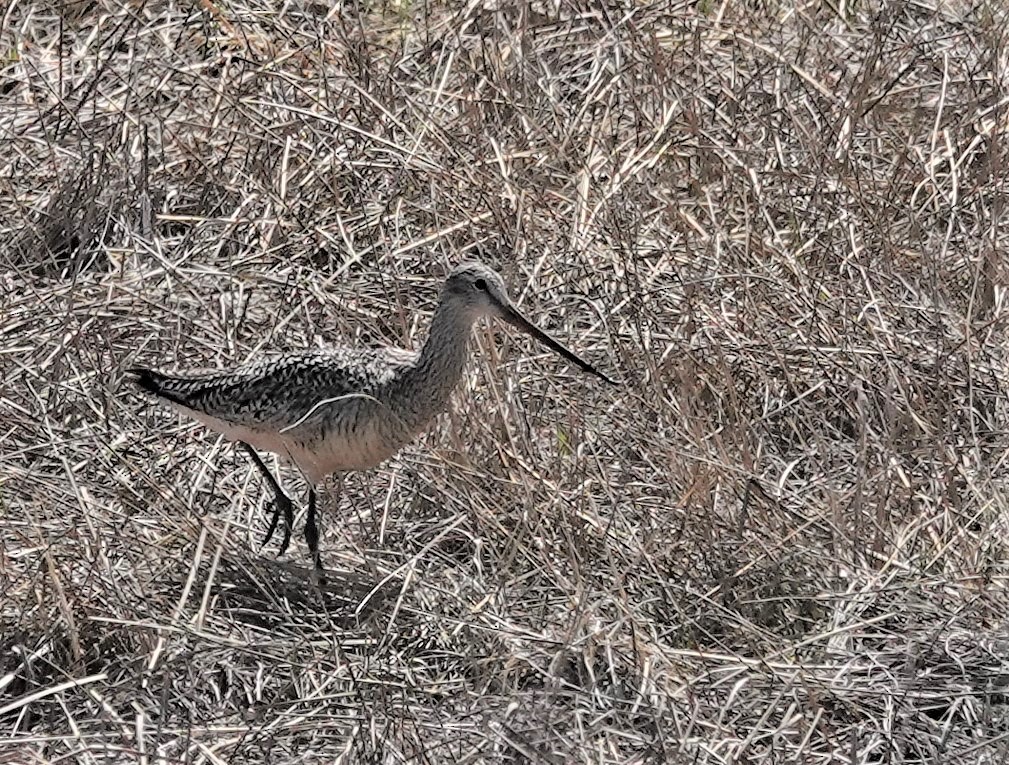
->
[125,367,188,406]
[126,367,163,394]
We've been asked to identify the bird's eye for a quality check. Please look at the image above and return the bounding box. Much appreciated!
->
[474,278,488,291]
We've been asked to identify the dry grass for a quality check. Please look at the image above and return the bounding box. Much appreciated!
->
[3,0,1009,762]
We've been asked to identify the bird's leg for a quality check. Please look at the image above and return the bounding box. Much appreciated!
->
[240,443,294,557]
[304,487,324,571]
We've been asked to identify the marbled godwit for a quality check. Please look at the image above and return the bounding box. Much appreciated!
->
[128,261,613,570]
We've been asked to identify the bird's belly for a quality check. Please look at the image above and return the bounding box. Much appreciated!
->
[173,403,412,483]
[286,423,406,482]
[179,407,292,456]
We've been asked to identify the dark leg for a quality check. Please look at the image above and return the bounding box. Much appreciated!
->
[240,443,294,557]
[304,487,323,571]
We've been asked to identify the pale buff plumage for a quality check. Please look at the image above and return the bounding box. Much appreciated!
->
[129,261,614,570]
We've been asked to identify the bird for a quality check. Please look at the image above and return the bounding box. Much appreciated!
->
[127,261,614,571]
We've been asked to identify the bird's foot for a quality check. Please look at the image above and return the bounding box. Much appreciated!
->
[261,494,295,557]
[308,566,327,588]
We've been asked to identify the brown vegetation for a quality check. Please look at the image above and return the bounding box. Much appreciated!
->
[3,0,1009,762]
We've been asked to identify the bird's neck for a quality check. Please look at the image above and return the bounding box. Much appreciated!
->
[391,298,475,429]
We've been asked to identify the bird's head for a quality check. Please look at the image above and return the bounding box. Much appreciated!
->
[442,260,615,385]
[443,261,512,319]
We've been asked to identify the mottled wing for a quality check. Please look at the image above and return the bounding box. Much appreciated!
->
[129,347,416,430]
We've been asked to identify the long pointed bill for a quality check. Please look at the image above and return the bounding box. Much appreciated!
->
[496,301,616,385]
